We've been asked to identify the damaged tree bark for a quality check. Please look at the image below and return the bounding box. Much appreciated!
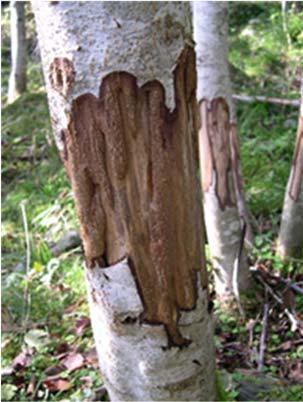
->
[277,84,303,259]
[33,2,216,401]
[193,1,253,303]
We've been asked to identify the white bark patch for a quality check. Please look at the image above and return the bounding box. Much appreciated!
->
[32,1,192,150]
[204,172,251,297]
[86,259,216,401]
[193,1,234,117]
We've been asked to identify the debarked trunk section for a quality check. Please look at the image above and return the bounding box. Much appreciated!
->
[57,47,208,347]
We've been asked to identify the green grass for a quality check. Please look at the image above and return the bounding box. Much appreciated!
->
[237,101,298,216]
[229,2,303,217]
[229,2,303,98]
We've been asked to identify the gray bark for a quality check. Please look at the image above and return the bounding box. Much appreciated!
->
[8,0,27,104]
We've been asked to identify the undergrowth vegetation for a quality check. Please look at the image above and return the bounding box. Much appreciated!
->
[1,2,303,401]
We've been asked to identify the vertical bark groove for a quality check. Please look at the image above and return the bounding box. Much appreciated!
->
[63,47,206,347]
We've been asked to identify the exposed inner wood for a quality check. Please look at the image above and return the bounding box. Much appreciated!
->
[289,116,303,201]
[61,47,207,346]
[199,97,235,210]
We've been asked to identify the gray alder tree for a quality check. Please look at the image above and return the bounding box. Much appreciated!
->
[33,2,216,401]
[8,0,27,104]
[193,1,253,304]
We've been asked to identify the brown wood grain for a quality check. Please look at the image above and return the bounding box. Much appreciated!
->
[59,47,207,346]
[199,97,235,210]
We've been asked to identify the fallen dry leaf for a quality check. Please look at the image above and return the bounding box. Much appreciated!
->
[55,342,70,355]
[44,365,66,377]
[1,366,14,376]
[289,362,303,384]
[75,316,90,335]
[79,376,93,386]
[12,349,33,369]
[62,352,85,372]
[1,338,11,349]
[43,378,73,392]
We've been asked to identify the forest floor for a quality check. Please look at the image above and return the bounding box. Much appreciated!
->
[1,3,303,402]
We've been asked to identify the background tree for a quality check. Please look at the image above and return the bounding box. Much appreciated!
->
[277,82,303,259]
[8,0,27,104]
[32,2,216,401]
[193,1,253,304]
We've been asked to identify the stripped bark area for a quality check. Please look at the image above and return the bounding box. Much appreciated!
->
[289,115,303,201]
[199,97,235,210]
[62,47,207,347]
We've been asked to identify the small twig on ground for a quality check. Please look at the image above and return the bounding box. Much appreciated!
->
[258,292,269,372]
[232,94,300,107]
[20,201,31,328]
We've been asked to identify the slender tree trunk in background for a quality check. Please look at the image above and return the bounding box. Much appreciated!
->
[193,1,253,303]
[33,2,216,401]
[277,84,303,259]
[8,0,26,104]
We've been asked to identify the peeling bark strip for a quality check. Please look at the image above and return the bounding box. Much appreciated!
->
[63,47,206,347]
[289,116,303,201]
[199,98,234,210]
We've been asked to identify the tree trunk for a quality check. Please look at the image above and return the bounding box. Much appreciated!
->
[8,0,26,104]
[193,1,253,302]
[277,85,303,259]
[32,2,216,401]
